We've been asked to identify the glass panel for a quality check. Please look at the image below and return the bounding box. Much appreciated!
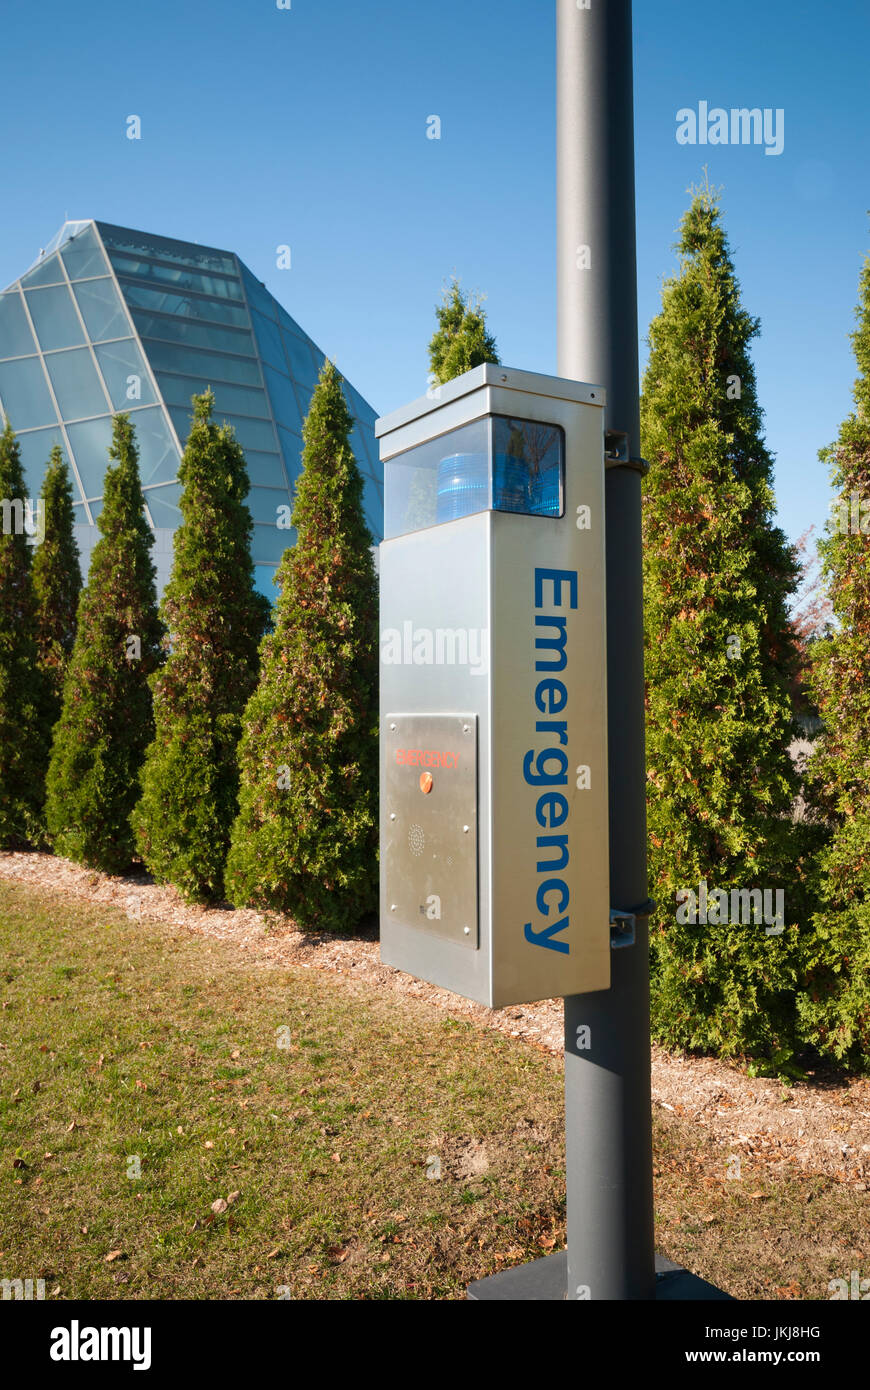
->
[253,563,281,602]
[275,303,305,338]
[310,347,327,385]
[248,487,291,525]
[222,414,276,453]
[282,331,318,389]
[143,483,182,527]
[346,383,377,426]
[97,223,238,277]
[263,366,302,433]
[107,254,243,302]
[0,290,37,358]
[383,416,564,540]
[94,339,156,409]
[361,472,382,543]
[0,356,57,430]
[17,427,70,500]
[73,278,129,341]
[142,338,261,386]
[252,522,292,563]
[278,427,303,486]
[251,309,285,371]
[349,423,369,469]
[128,406,180,486]
[20,254,66,289]
[65,415,114,496]
[156,372,266,418]
[129,309,255,356]
[491,416,564,517]
[354,421,376,467]
[167,405,276,457]
[118,279,250,328]
[243,450,286,489]
[383,416,488,538]
[44,347,109,419]
[168,406,193,451]
[25,284,84,351]
[241,268,278,320]
[294,382,313,422]
[61,224,108,280]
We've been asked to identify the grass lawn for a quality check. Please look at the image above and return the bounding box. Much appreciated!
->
[0,880,866,1300]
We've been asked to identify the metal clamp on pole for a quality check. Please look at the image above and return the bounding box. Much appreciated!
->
[604,429,649,477]
[604,429,648,475]
[609,899,656,949]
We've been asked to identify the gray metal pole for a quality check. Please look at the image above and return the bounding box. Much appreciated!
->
[557,0,655,1300]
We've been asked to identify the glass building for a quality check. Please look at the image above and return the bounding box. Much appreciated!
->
[0,220,383,598]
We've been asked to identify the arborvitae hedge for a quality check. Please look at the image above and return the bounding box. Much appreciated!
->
[0,422,52,846]
[226,362,378,930]
[45,415,163,873]
[640,185,811,1062]
[132,393,269,903]
[802,253,870,1067]
[32,444,81,730]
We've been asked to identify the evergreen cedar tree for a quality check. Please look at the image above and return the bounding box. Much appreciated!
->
[32,444,82,730]
[45,414,163,874]
[0,421,53,846]
[226,361,378,931]
[640,184,811,1063]
[400,278,501,531]
[132,393,269,903]
[428,277,500,386]
[803,252,870,1067]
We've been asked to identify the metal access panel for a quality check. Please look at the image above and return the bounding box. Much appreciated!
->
[382,714,478,948]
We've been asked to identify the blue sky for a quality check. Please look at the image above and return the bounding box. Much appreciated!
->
[1,0,867,549]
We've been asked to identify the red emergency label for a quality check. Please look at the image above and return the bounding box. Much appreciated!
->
[396,748,459,770]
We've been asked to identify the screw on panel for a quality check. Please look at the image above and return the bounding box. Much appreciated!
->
[390,904,397,912]
[462,825,469,833]
[463,926,471,936]
[390,813,396,821]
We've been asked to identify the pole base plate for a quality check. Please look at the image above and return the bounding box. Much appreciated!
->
[467,1251,732,1301]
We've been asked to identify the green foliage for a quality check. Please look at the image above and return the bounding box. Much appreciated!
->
[32,444,82,729]
[131,393,269,903]
[802,253,870,1068]
[226,362,378,931]
[0,422,52,846]
[45,415,163,873]
[640,184,809,1061]
[428,277,500,386]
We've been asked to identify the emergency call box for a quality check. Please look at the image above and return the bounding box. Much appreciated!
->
[377,365,610,1008]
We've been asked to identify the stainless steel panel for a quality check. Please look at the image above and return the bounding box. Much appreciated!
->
[383,714,478,949]
[378,370,610,1007]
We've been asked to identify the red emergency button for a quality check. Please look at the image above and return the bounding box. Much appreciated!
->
[419,771,434,795]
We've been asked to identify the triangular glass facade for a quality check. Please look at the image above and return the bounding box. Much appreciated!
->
[0,220,383,598]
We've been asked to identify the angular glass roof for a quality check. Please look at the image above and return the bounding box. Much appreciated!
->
[0,220,383,596]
